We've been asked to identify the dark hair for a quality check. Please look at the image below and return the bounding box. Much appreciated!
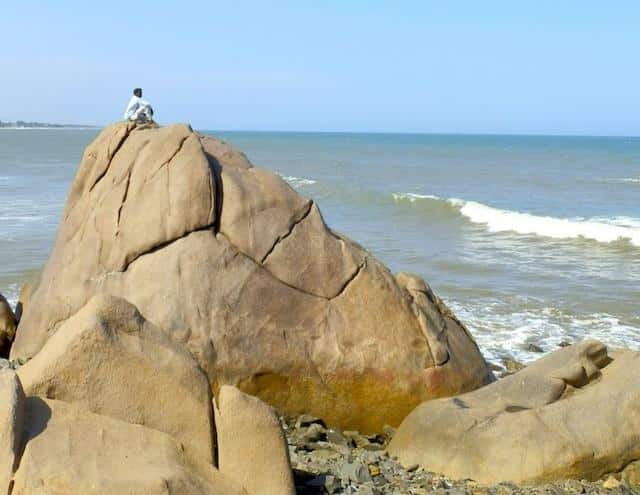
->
[133,88,142,97]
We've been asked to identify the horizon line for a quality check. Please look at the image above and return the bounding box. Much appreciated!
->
[3,121,640,139]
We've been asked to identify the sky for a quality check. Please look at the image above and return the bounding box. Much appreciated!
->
[1,1,639,135]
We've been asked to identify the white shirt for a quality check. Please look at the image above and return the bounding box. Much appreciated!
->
[123,95,151,120]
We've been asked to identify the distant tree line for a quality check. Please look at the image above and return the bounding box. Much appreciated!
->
[0,120,93,128]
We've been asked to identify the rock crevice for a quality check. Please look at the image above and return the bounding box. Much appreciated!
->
[260,200,314,264]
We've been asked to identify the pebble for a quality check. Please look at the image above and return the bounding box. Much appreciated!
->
[296,414,326,429]
[0,358,22,370]
[501,357,525,375]
[601,475,621,489]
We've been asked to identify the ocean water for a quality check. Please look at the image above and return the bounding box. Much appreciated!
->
[1,129,639,366]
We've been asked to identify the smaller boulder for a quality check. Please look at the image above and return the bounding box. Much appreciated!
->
[621,460,640,486]
[388,341,640,484]
[214,386,296,495]
[0,294,17,358]
[12,398,246,495]
[17,295,215,466]
[0,368,25,494]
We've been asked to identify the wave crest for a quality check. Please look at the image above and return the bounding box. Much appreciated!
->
[601,177,640,184]
[393,193,640,247]
[280,175,317,187]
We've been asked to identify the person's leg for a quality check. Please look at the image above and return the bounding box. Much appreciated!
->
[132,105,152,123]
[141,105,153,123]
[131,106,145,122]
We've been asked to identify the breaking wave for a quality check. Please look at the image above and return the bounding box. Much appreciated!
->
[601,177,640,184]
[393,193,640,247]
[280,175,317,187]
[449,299,640,366]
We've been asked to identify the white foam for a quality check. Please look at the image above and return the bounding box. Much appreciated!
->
[280,175,317,187]
[601,177,640,184]
[449,300,640,366]
[392,192,441,202]
[455,200,640,246]
[393,192,640,247]
[0,214,50,223]
[1,284,19,311]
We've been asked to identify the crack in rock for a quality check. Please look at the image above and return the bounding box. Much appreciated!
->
[260,200,314,264]
[88,125,134,193]
[331,258,367,299]
[121,224,216,273]
[146,135,190,183]
[115,170,132,234]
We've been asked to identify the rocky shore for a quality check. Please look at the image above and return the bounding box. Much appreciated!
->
[285,414,639,495]
[1,122,639,494]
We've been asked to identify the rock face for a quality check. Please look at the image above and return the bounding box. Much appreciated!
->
[0,293,17,357]
[0,368,25,494]
[214,385,296,495]
[12,398,246,495]
[387,341,640,484]
[11,122,493,432]
[17,295,215,466]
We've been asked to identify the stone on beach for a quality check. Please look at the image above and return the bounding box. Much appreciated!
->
[0,368,25,494]
[12,398,246,495]
[0,293,17,357]
[11,121,494,432]
[214,385,296,495]
[17,294,216,466]
[387,340,640,484]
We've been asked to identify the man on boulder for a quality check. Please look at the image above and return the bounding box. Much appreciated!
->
[123,87,154,123]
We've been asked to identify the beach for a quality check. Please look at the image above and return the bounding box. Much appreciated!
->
[2,123,639,493]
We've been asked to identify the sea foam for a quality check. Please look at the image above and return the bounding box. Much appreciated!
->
[449,299,640,366]
[601,177,640,184]
[391,192,440,202]
[393,193,640,247]
[280,175,317,187]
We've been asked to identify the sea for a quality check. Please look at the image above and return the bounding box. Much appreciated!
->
[1,128,638,366]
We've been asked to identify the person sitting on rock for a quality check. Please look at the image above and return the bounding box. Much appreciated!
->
[123,88,154,123]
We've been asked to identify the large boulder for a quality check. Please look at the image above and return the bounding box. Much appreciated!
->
[0,368,25,493]
[17,295,215,466]
[12,398,246,495]
[0,293,17,357]
[388,341,640,484]
[214,386,296,495]
[11,122,494,432]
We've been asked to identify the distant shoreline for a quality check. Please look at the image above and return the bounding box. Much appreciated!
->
[0,121,97,129]
[0,126,98,130]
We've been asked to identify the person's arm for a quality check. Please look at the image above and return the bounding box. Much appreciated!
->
[123,97,140,120]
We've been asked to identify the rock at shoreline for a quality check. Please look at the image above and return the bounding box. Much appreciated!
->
[17,295,216,466]
[388,340,640,484]
[12,398,245,495]
[0,293,17,357]
[0,368,25,493]
[214,385,296,495]
[284,410,635,494]
[11,122,494,432]
[14,270,41,323]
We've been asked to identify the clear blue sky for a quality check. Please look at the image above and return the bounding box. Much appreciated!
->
[2,1,639,135]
